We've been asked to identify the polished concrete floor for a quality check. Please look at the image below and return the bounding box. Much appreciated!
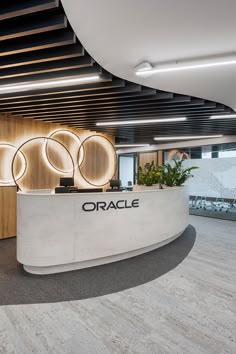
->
[0,215,235,354]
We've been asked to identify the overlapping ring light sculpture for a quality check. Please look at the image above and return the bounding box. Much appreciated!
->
[77,134,117,187]
[45,129,85,173]
[0,143,27,185]
[11,136,75,191]
[168,149,190,161]
[7,130,117,190]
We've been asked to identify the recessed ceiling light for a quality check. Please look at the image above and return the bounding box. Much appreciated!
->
[210,114,236,119]
[96,117,186,126]
[0,75,100,93]
[115,144,150,148]
[154,135,223,141]
[136,59,236,76]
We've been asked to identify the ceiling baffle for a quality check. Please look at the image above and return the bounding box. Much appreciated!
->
[0,0,234,144]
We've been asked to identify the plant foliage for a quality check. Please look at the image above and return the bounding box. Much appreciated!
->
[161,159,198,186]
[137,159,198,187]
[137,161,162,186]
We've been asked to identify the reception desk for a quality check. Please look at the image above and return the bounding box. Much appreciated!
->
[17,187,189,274]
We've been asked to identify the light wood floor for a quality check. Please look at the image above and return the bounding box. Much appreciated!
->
[0,215,235,354]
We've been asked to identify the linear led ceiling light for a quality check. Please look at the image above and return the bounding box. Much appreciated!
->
[0,75,100,94]
[154,135,223,141]
[136,57,236,76]
[96,117,186,126]
[210,114,236,119]
[115,144,150,148]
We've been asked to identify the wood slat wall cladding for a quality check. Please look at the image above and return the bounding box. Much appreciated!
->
[139,152,158,169]
[0,113,115,239]
[158,151,163,166]
[0,186,16,239]
[138,151,163,169]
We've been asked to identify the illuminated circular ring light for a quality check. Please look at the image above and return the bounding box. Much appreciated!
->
[168,149,190,161]
[0,143,27,185]
[45,129,84,173]
[77,134,117,187]
[11,137,75,191]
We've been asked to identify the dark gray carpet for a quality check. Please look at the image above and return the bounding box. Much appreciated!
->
[0,225,196,305]
[190,208,236,221]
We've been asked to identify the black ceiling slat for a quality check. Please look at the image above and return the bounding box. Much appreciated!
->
[0,96,204,112]
[101,126,236,132]
[66,123,236,130]
[36,111,227,122]
[20,105,225,119]
[72,128,236,136]
[0,101,219,118]
[0,79,126,106]
[0,44,84,69]
[69,131,235,140]
[0,0,59,21]
[111,129,235,136]
[0,92,168,113]
[0,93,172,110]
[87,121,236,128]
[166,95,191,103]
[71,130,236,137]
[0,14,67,41]
[0,91,163,109]
[48,124,232,131]
[0,30,76,57]
[0,56,94,80]
[9,102,217,116]
[0,63,102,86]
[61,130,235,138]
[88,129,233,135]
[0,0,234,143]
[24,110,227,126]
[0,83,142,100]
[0,95,196,112]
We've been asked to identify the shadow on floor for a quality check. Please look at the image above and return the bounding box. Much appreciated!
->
[0,225,196,305]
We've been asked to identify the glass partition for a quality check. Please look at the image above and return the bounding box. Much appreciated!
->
[164,143,236,221]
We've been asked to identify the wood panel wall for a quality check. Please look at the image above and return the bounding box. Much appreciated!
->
[0,187,16,239]
[0,113,115,239]
[157,150,163,166]
[138,151,163,168]
[139,152,158,168]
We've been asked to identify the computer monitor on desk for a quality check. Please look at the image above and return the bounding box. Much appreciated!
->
[55,177,76,193]
[60,177,74,187]
[106,179,123,192]
[110,179,121,189]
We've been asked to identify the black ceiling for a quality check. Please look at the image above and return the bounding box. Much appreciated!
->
[0,0,235,144]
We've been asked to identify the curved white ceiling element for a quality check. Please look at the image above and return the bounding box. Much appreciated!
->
[61,0,236,110]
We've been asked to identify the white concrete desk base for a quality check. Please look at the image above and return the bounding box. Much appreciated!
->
[17,187,189,275]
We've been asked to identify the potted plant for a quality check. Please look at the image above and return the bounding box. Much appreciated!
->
[161,159,198,187]
[137,161,163,187]
[137,161,156,186]
[136,159,197,189]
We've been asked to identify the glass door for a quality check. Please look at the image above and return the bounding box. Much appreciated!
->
[118,154,136,187]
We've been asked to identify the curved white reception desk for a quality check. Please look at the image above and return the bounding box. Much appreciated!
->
[17,187,189,274]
